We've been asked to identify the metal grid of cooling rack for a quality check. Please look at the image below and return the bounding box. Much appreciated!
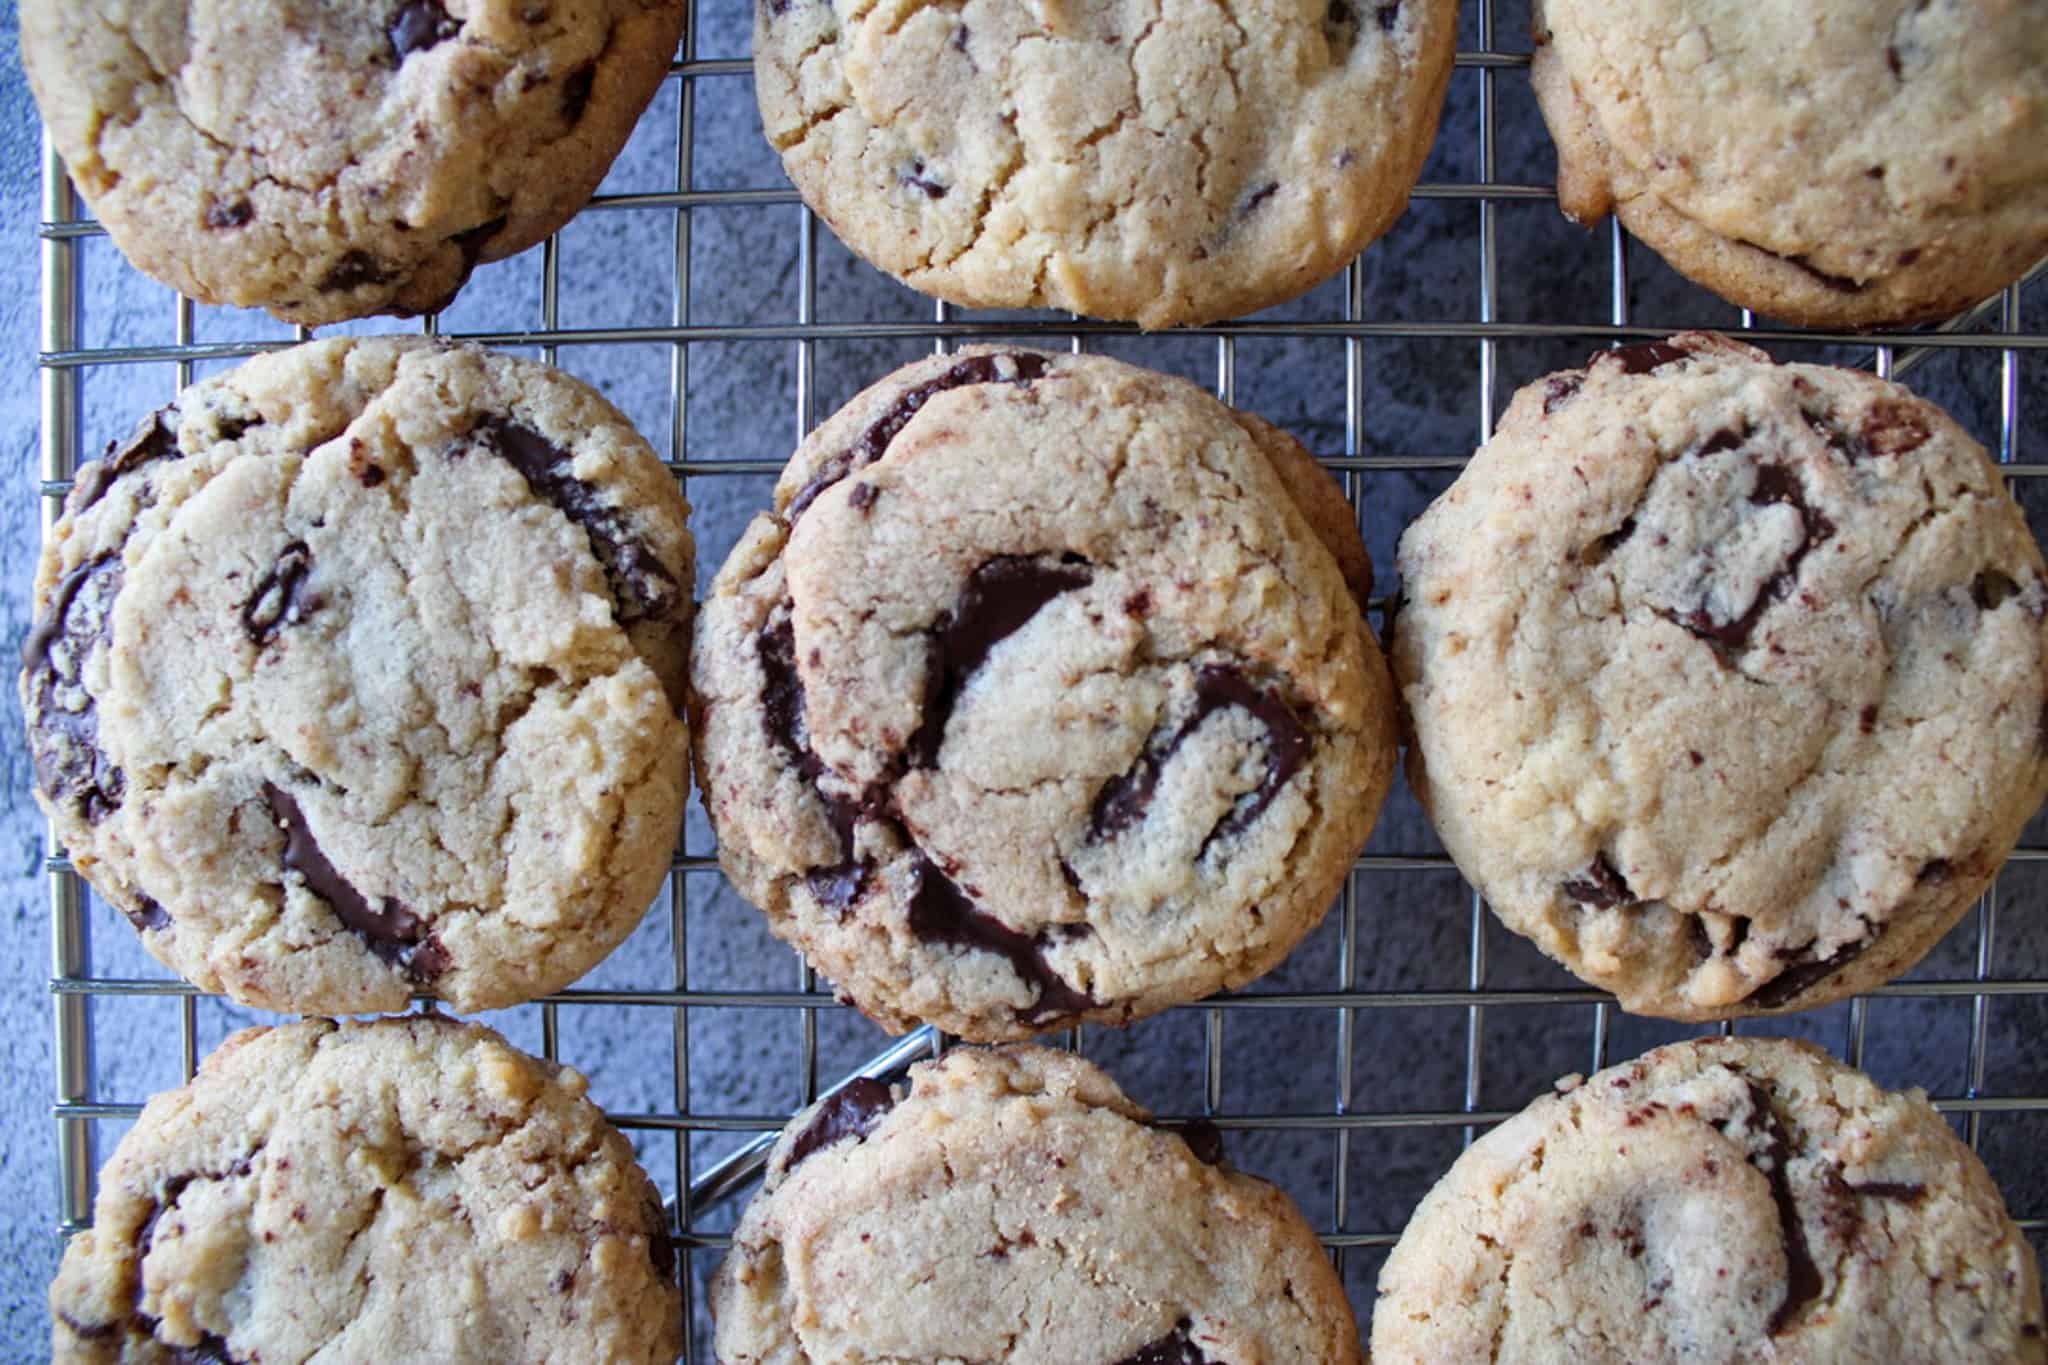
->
[34,0,2048,1357]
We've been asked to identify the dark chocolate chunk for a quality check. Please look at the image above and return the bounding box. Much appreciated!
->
[1375,1,1399,27]
[1916,858,1953,885]
[906,556,1092,769]
[72,406,181,513]
[1886,44,1903,78]
[128,895,172,933]
[759,620,873,908]
[906,854,1096,1024]
[1973,570,2021,611]
[1859,704,1878,734]
[1745,934,1872,1009]
[1602,340,1691,375]
[1860,400,1930,458]
[262,782,450,982]
[787,1077,896,1169]
[1845,1179,1925,1202]
[24,554,127,825]
[1561,853,1632,909]
[318,251,393,293]
[205,200,253,230]
[848,481,879,513]
[900,161,948,199]
[471,417,680,623]
[240,542,318,645]
[451,214,509,274]
[388,0,460,61]
[165,1333,240,1364]
[1176,1118,1225,1167]
[1582,517,1635,565]
[1697,425,1749,457]
[1115,1319,1213,1365]
[1240,182,1280,215]
[1088,665,1311,856]
[1322,0,1357,56]
[1676,463,1834,654]
[358,464,387,488]
[644,1192,677,1283]
[786,353,1051,524]
[1542,373,1583,413]
[561,62,596,125]
[1715,1082,1822,1335]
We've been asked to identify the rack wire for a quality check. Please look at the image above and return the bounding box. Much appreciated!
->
[36,0,2048,1357]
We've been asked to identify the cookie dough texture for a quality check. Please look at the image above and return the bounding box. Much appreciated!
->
[1392,331,2048,1020]
[713,1044,1362,1364]
[22,336,693,1015]
[22,0,685,325]
[1530,0,2048,327]
[1373,1036,2046,1363]
[50,1015,683,1364]
[755,0,1457,328]
[691,347,1397,1041]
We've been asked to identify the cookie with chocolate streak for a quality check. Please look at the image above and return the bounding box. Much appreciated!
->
[689,347,1396,1041]
[21,337,691,1014]
[1393,331,2048,1019]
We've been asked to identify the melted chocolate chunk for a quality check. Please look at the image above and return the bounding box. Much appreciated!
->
[759,620,873,907]
[1697,425,1749,457]
[1088,666,1311,856]
[1745,934,1872,1009]
[205,200,253,230]
[1860,400,1930,458]
[128,894,172,933]
[1602,340,1691,375]
[1240,182,1280,215]
[787,1077,896,1169]
[644,1193,678,1283]
[388,0,460,61]
[1916,858,1953,884]
[1324,0,1357,50]
[240,542,318,645]
[1974,570,2021,611]
[1176,1118,1225,1167]
[25,555,127,824]
[1846,1179,1925,1202]
[786,353,1051,523]
[262,783,450,982]
[906,854,1096,1024]
[1718,1082,1823,1335]
[1677,463,1834,654]
[906,556,1092,768]
[900,161,948,199]
[561,63,596,125]
[318,251,392,293]
[1542,373,1583,413]
[1561,853,1633,908]
[1376,1,1400,27]
[451,214,509,274]
[1116,1320,1213,1365]
[471,417,680,623]
[72,406,182,513]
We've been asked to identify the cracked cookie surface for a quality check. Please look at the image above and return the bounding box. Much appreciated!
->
[22,0,685,325]
[1372,1036,2046,1363]
[49,1015,683,1364]
[690,347,1396,1042]
[754,0,1456,328]
[1530,0,2048,327]
[1392,331,2048,1020]
[712,1044,1362,1364]
[22,336,693,1015]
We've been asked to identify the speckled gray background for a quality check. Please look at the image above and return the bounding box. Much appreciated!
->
[3,0,2046,1357]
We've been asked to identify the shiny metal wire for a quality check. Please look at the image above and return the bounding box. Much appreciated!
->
[38,0,2047,1355]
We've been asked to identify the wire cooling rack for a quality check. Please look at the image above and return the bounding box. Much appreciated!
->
[35,0,2048,1356]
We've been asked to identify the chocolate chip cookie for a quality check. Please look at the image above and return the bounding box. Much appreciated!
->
[1373,1036,2046,1362]
[1392,331,2048,1020]
[712,1044,1362,1364]
[1531,0,2048,327]
[690,347,1397,1042]
[50,1015,682,1363]
[22,1,685,325]
[755,0,1457,327]
[22,336,692,1015]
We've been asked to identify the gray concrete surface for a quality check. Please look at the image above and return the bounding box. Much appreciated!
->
[3,0,2046,1357]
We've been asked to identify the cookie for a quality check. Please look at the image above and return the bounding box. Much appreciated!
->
[1372,1036,2046,1362]
[1530,0,2048,327]
[690,347,1397,1041]
[1391,331,2048,1020]
[22,336,692,1015]
[712,1044,1362,1363]
[22,1,685,326]
[754,0,1457,328]
[49,1015,682,1363]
